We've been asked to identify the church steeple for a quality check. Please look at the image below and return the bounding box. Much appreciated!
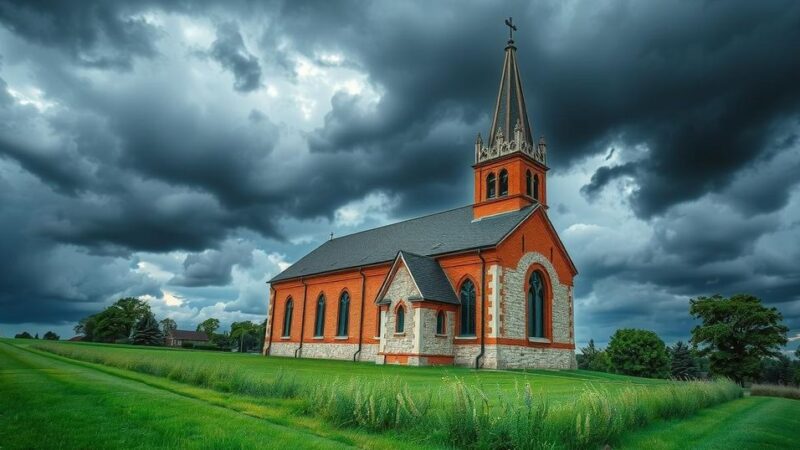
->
[475,18,545,167]
[473,19,548,220]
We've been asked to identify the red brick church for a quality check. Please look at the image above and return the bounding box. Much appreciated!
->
[263,30,577,369]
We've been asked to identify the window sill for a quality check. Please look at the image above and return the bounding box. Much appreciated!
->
[455,335,476,339]
[435,334,448,338]
[334,336,349,340]
[528,337,550,343]
[280,336,291,340]
[393,332,406,336]
[312,336,323,340]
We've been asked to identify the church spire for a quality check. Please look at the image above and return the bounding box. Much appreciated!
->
[475,18,545,167]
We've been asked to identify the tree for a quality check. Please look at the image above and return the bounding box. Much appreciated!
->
[230,321,260,352]
[760,355,794,385]
[43,331,60,341]
[578,339,611,372]
[131,312,164,346]
[197,318,220,337]
[160,318,177,336]
[75,297,152,343]
[669,341,698,379]
[607,328,671,378]
[690,294,788,385]
[14,331,33,339]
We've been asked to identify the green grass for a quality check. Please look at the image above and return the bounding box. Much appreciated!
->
[617,396,800,449]
[0,341,432,449]
[17,339,745,449]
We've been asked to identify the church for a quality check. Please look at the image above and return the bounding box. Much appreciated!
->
[263,29,578,369]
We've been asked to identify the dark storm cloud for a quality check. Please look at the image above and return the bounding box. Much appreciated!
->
[170,241,254,287]
[0,0,160,69]
[209,22,262,92]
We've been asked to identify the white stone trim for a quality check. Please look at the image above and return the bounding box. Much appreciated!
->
[488,264,500,337]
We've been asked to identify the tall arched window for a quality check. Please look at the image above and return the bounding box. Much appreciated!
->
[396,305,405,333]
[533,174,540,200]
[459,280,476,336]
[499,169,509,196]
[486,173,496,199]
[314,294,325,337]
[337,292,350,336]
[282,298,293,337]
[526,170,532,196]
[436,310,446,335]
[528,271,545,338]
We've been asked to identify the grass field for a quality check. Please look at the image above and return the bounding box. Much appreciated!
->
[2,339,797,449]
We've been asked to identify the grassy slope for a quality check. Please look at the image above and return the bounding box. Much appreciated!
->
[24,339,667,403]
[0,342,429,449]
[617,396,800,450]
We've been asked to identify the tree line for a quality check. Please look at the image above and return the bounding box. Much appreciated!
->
[61,297,266,351]
[578,294,798,386]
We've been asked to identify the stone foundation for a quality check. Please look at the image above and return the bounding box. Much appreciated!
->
[269,342,378,362]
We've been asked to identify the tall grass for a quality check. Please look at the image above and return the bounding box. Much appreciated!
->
[751,384,800,400]
[32,342,742,449]
[32,343,301,398]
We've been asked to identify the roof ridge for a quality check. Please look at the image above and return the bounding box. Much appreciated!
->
[324,204,473,243]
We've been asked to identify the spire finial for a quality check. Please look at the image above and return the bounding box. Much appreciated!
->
[504,17,517,44]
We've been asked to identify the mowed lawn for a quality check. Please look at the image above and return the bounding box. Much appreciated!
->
[618,396,800,449]
[0,342,429,449]
[20,339,668,403]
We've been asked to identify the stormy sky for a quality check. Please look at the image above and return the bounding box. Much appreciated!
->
[1,0,799,349]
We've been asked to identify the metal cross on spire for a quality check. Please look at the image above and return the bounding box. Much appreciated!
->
[504,17,517,43]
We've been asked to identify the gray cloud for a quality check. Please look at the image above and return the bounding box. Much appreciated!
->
[209,22,262,92]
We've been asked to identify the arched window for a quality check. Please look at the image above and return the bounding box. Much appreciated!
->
[526,170,532,196]
[528,271,545,338]
[499,169,509,196]
[336,292,350,336]
[282,298,293,337]
[436,311,446,335]
[533,174,540,200]
[486,173,496,199]
[314,294,325,337]
[396,305,405,333]
[459,280,476,336]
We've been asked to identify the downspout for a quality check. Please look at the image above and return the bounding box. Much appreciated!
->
[294,278,308,358]
[264,285,276,356]
[475,249,486,369]
[353,267,367,362]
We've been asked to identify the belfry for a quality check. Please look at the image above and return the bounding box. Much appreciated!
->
[265,20,578,369]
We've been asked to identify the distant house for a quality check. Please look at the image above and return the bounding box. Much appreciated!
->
[166,330,210,347]
[68,335,85,341]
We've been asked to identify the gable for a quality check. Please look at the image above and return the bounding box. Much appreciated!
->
[376,252,459,305]
[377,261,421,304]
[497,207,577,283]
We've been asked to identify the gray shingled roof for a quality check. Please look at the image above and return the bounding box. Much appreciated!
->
[270,204,538,283]
[398,251,459,304]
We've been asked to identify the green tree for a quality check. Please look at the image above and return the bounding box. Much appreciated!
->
[14,331,33,339]
[578,339,611,372]
[75,297,152,343]
[670,341,698,379]
[690,294,788,385]
[42,331,60,341]
[230,321,260,352]
[131,312,164,346]
[607,328,671,378]
[159,318,177,336]
[197,318,220,336]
